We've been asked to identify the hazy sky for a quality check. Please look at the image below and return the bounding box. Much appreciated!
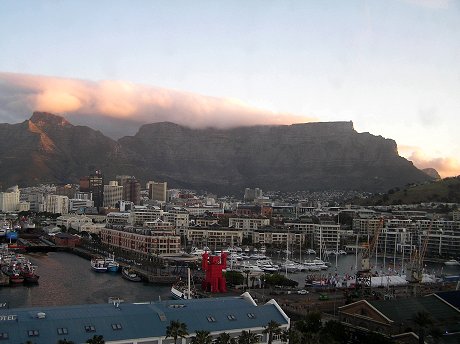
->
[0,0,459,177]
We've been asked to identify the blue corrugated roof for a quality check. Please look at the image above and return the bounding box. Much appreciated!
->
[0,295,288,344]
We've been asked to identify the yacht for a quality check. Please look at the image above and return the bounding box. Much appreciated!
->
[444,259,460,266]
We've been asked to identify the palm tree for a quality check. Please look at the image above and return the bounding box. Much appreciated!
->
[86,335,105,344]
[263,320,282,344]
[191,330,212,344]
[413,311,433,344]
[166,320,189,344]
[215,332,236,344]
[238,330,259,344]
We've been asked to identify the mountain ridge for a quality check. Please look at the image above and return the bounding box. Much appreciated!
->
[0,112,432,193]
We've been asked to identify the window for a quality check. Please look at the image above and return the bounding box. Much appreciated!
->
[85,325,96,332]
[111,323,123,330]
[57,328,68,335]
[227,314,237,321]
[0,333,8,340]
[27,330,39,337]
[206,316,216,322]
[247,313,256,319]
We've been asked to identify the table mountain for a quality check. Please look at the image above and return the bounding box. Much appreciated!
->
[0,112,431,193]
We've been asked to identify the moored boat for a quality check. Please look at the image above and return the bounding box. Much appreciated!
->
[121,266,142,282]
[91,258,107,272]
[444,259,460,266]
[104,254,120,272]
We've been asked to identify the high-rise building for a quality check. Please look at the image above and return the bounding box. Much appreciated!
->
[41,195,69,214]
[243,188,262,202]
[124,177,141,205]
[149,181,167,202]
[0,185,20,212]
[80,171,104,208]
[103,181,123,208]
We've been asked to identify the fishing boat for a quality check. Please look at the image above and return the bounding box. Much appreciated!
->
[121,266,142,282]
[104,254,119,272]
[90,257,107,272]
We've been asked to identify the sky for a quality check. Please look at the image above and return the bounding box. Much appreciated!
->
[0,0,459,177]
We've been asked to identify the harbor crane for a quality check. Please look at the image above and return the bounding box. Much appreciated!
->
[406,220,433,288]
[356,218,384,289]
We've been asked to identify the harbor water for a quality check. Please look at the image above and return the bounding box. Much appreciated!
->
[0,251,171,308]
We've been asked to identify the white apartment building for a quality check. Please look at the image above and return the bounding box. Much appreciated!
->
[130,206,163,226]
[0,186,20,212]
[352,218,383,236]
[314,224,340,252]
[229,217,270,236]
[41,195,69,215]
[252,229,305,247]
[164,207,189,235]
[186,227,243,248]
[103,181,123,208]
[106,212,131,227]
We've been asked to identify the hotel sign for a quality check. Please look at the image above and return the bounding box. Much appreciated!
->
[0,315,17,321]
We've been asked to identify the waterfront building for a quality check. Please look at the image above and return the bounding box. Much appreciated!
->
[186,226,243,248]
[164,207,189,235]
[352,218,382,236]
[228,216,270,237]
[252,227,305,247]
[0,185,20,212]
[79,222,106,234]
[149,181,168,202]
[0,293,289,344]
[106,212,131,227]
[422,229,460,258]
[103,181,124,208]
[314,224,340,252]
[41,194,69,215]
[100,226,181,256]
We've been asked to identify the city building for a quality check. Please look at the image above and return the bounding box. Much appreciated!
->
[41,195,69,215]
[0,185,20,212]
[100,226,181,256]
[69,198,94,213]
[80,171,104,208]
[228,217,271,237]
[103,181,124,208]
[123,177,141,205]
[0,293,289,344]
[149,181,167,202]
[186,226,243,248]
[56,214,93,231]
[244,187,263,202]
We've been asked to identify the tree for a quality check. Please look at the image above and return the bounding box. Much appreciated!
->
[166,320,189,344]
[413,311,433,344]
[191,330,212,344]
[215,332,236,344]
[238,330,259,344]
[86,335,105,344]
[263,320,282,344]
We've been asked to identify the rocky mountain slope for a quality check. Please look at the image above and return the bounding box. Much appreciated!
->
[0,112,432,193]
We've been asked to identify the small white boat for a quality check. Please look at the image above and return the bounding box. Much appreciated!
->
[444,259,460,266]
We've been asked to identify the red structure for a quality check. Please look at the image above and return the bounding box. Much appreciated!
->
[201,252,227,293]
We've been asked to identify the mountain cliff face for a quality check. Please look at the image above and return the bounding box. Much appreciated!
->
[0,112,431,193]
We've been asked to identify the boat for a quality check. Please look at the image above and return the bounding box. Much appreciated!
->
[104,254,119,272]
[91,257,108,272]
[444,259,460,266]
[171,268,194,299]
[121,266,142,282]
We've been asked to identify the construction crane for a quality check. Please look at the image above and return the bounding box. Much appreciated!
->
[406,220,433,285]
[356,217,384,289]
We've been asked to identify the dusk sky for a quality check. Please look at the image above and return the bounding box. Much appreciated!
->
[0,0,459,177]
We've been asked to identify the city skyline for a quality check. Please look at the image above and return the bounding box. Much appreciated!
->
[1,0,459,177]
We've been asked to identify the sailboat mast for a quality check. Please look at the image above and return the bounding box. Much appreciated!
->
[187,267,191,299]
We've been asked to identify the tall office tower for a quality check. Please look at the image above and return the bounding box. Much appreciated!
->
[80,171,104,208]
[0,185,20,212]
[124,177,141,205]
[149,181,167,202]
[103,181,124,208]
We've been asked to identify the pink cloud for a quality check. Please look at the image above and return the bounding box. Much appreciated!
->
[0,72,314,135]
[399,145,460,178]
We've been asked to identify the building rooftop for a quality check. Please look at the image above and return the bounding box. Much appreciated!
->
[0,293,288,344]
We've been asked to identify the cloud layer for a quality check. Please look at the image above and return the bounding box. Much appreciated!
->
[0,72,312,138]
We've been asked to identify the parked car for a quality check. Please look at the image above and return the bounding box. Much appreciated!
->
[297,289,309,295]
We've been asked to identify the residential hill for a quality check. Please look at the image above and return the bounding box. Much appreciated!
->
[357,176,460,206]
[0,112,432,193]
